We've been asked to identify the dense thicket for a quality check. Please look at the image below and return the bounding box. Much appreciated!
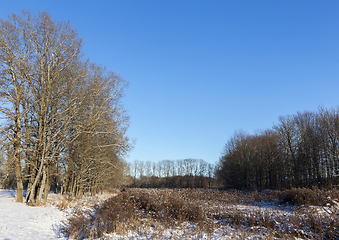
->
[129,159,219,188]
[0,11,131,203]
[217,107,339,190]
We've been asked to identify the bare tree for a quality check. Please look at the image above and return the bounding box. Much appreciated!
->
[207,163,214,188]
[0,10,131,202]
[217,108,339,190]
[0,14,32,202]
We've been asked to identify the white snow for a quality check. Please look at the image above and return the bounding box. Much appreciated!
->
[0,188,337,239]
[0,189,66,240]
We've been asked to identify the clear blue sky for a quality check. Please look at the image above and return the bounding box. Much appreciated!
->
[1,1,338,164]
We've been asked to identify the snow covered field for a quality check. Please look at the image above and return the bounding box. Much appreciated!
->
[1,188,338,240]
[0,189,66,240]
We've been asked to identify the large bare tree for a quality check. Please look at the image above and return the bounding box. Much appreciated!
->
[0,10,131,203]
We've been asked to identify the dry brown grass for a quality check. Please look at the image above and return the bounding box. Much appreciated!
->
[61,188,211,239]
[278,186,339,206]
[47,190,117,210]
[61,188,339,239]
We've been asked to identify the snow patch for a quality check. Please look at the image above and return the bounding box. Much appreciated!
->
[0,189,66,240]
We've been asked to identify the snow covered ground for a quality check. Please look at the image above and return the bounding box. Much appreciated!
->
[0,189,308,240]
[0,189,66,240]
[0,189,263,240]
[1,188,338,239]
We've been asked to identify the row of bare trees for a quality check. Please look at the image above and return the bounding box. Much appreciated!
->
[129,159,219,188]
[0,11,131,203]
[217,107,339,190]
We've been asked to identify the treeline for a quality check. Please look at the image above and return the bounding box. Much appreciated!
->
[0,11,131,203]
[216,107,339,190]
[129,159,219,188]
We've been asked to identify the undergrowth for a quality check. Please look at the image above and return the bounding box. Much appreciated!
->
[61,187,339,239]
[61,188,209,239]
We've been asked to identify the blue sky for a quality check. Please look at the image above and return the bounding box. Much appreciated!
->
[1,1,338,164]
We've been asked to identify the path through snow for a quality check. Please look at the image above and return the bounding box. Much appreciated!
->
[0,189,66,240]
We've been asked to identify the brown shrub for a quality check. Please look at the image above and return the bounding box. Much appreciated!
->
[62,188,206,239]
[280,187,328,206]
[61,188,339,239]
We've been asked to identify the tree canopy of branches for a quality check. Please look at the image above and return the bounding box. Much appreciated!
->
[0,10,131,203]
[216,107,339,190]
[129,159,219,188]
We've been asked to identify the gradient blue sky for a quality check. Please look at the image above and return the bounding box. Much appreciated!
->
[1,1,338,164]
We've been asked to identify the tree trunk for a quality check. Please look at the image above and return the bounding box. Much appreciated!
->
[28,159,45,203]
[36,165,47,204]
[14,159,24,203]
[14,116,24,203]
